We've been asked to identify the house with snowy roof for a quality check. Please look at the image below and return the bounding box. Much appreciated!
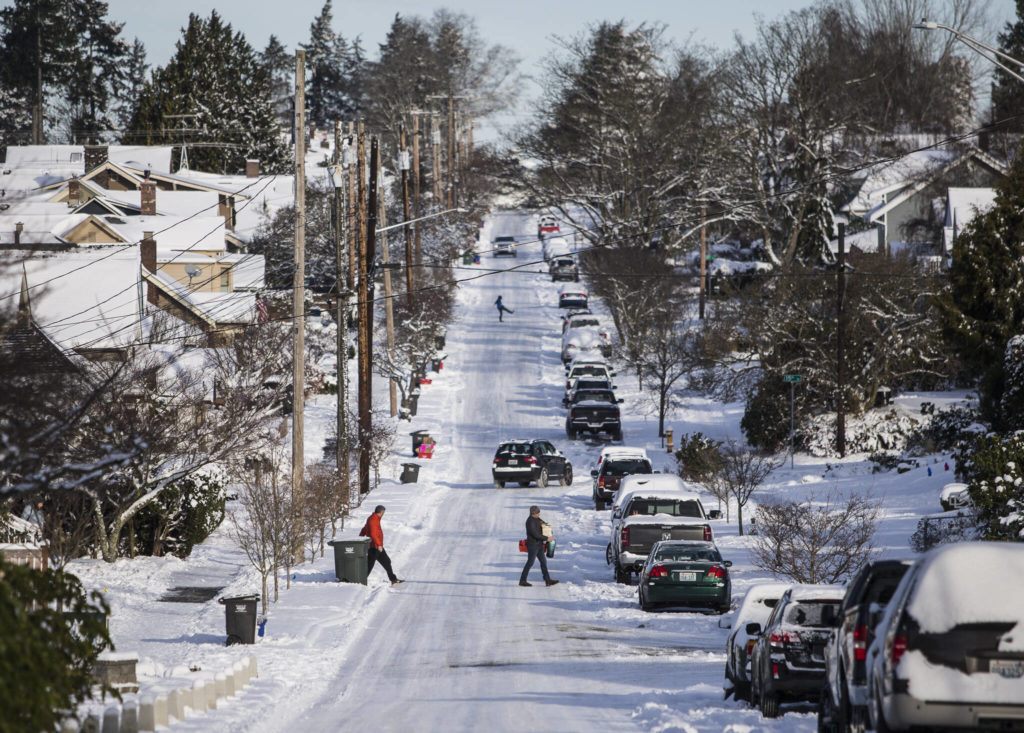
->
[842,147,1007,256]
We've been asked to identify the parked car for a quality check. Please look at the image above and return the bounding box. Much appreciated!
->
[939,482,971,510]
[564,377,614,407]
[607,488,712,584]
[566,388,623,441]
[749,584,845,718]
[539,214,560,235]
[637,540,732,613]
[564,355,612,379]
[492,235,517,257]
[561,312,605,335]
[543,235,571,261]
[818,560,912,733]
[491,439,572,488]
[610,474,693,514]
[865,542,1024,732]
[559,289,588,309]
[597,445,647,467]
[550,257,580,282]
[723,583,791,702]
[561,324,611,365]
[591,452,652,510]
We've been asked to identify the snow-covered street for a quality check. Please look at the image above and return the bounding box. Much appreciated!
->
[70,210,968,732]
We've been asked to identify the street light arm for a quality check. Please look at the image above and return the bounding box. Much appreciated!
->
[376,207,466,233]
[913,19,1024,85]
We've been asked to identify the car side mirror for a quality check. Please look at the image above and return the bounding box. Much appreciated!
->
[745,622,762,636]
[590,470,598,477]
[724,560,733,567]
[708,509,723,520]
[617,398,624,403]
[612,509,621,519]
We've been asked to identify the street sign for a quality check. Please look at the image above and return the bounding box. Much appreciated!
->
[783,374,802,383]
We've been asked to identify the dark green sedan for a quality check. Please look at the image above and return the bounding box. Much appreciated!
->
[638,540,732,613]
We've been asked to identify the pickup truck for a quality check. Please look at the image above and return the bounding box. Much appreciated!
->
[566,388,622,440]
[606,488,712,584]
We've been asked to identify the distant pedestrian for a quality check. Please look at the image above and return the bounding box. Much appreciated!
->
[495,295,514,322]
[519,506,558,587]
[359,505,403,586]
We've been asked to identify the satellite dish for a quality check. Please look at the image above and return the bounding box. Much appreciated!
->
[185,264,202,285]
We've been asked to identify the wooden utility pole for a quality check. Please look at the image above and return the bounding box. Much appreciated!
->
[699,205,707,320]
[836,222,847,457]
[357,132,379,496]
[400,122,415,307]
[292,51,307,525]
[411,114,423,267]
[431,115,442,206]
[347,121,357,291]
[379,164,398,417]
[332,121,350,491]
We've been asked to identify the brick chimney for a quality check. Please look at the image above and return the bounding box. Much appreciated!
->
[68,176,80,206]
[141,230,157,304]
[140,179,157,216]
[84,145,108,172]
[245,159,260,178]
[14,222,23,246]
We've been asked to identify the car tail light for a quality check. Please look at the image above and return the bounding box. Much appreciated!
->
[621,527,630,547]
[703,525,713,542]
[493,457,500,465]
[649,564,668,578]
[597,477,605,488]
[772,663,780,679]
[769,631,793,649]
[891,634,908,667]
[854,623,868,661]
[524,456,536,464]
[569,409,577,419]
[706,565,727,579]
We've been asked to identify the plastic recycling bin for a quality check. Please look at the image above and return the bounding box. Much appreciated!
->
[219,594,259,645]
[327,537,370,584]
[402,393,419,417]
[400,462,420,484]
[411,430,431,457]
[462,249,474,265]
[434,334,446,350]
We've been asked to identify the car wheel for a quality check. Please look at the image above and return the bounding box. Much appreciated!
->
[605,543,613,565]
[760,688,780,718]
[560,466,573,486]
[818,686,838,733]
[595,498,606,511]
[493,479,505,489]
[615,566,631,585]
[868,680,892,733]
[518,481,531,488]
[537,468,549,488]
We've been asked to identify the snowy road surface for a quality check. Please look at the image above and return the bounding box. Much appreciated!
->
[72,209,965,731]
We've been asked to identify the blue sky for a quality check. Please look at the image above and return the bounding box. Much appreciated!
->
[99,0,1017,140]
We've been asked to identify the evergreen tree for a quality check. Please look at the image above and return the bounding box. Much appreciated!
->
[364,14,436,141]
[991,0,1024,129]
[260,34,292,128]
[127,11,289,174]
[301,1,356,127]
[938,149,1024,426]
[65,0,129,142]
[114,38,148,131]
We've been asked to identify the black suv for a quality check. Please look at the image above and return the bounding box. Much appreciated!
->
[818,560,911,733]
[491,439,573,489]
[591,455,652,509]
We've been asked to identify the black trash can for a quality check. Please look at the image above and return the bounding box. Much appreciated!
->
[400,462,421,484]
[403,393,419,417]
[327,538,370,584]
[219,595,259,646]
[434,334,446,350]
[411,430,431,457]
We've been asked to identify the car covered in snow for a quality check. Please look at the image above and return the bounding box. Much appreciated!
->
[490,439,572,489]
[543,235,571,261]
[560,318,610,364]
[865,542,1024,732]
[558,288,588,309]
[748,584,845,718]
[722,582,790,703]
[549,256,580,282]
[939,482,972,510]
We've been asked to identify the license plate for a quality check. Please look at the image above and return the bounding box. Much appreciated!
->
[675,572,697,582]
[509,460,518,466]
[991,659,1024,678]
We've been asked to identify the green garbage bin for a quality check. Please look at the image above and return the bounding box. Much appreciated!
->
[462,249,474,265]
[328,537,370,584]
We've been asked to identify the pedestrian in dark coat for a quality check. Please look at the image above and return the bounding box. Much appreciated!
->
[359,505,403,585]
[495,295,515,322]
[519,506,558,587]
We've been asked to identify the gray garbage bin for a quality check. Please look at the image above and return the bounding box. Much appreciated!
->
[401,462,420,484]
[434,333,446,350]
[219,594,259,645]
[402,393,419,417]
[328,537,370,584]
[411,430,431,457]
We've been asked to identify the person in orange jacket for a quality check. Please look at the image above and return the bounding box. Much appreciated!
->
[360,505,403,585]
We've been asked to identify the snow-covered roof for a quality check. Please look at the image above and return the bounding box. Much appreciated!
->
[94,187,222,219]
[905,542,1024,634]
[225,254,265,291]
[945,187,997,228]
[101,215,227,256]
[3,145,174,174]
[148,269,254,325]
[827,227,881,255]
[845,150,956,216]
[0,213,95,245]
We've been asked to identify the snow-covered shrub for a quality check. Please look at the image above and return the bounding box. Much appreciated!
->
[952,432,1024,541]
[128,467,227,558]
[740,376,791,451]
[674,432,723,482]
[1000,335,1024,430]
[905,405,979,455]
[801,409,922,457]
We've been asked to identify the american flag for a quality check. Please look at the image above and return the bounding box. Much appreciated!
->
[255,296,268,323]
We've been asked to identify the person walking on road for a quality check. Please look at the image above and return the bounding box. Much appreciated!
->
[519,506,558,587]
[360,505,403,586]
[495,295,514,322]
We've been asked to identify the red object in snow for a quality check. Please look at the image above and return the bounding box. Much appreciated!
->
[420,378,432,385]
[417,442,434,459]
[438,361,444,370]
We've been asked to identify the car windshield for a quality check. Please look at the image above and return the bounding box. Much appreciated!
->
[572,390,615,404]
[571,365,605,377]
[656,547,721,563]
[627,499,702,517]
[784,601,841,627]
[604,459,652,476]
[497,443,529,456]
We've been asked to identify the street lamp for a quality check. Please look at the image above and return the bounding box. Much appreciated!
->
[912,19,1024,85]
